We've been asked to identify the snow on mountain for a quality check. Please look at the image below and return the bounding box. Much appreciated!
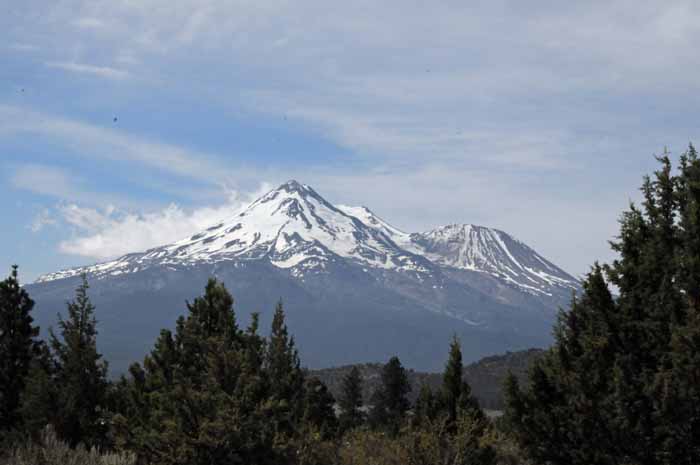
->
[335,206,579,297]
[407,224,579,296]
[30,180,582,372]
[336,205,409,241]
[37,181,430,283]
[36,181,579,299]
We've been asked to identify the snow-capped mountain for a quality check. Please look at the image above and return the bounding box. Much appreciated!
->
[38,181,432,283]
[334,205,578,299]
[407,224,577,297]
[37,181,578,296]
[29,180,580,372]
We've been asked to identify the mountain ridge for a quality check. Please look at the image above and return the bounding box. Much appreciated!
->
[36,180,579,302]
[27,180,579,372]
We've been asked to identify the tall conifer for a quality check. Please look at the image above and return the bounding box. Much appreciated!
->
[338,366,364,431]
[369,356,410,433]
[506,149,700,464]
[50,276,108,447]
[0,266,40,437]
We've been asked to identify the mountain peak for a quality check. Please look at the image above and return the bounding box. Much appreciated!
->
[35,184,578,300]
[277,179,310,194]
[410,224,578,294]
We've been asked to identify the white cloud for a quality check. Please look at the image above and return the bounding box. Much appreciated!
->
[57,183,272,260]
[6,0,699,278]
[45,61,130,80]
[30,209,57,233]
[11,164,77,199]
[21,0,700,167]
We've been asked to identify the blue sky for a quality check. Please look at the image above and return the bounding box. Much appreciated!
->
[2,0,699,282]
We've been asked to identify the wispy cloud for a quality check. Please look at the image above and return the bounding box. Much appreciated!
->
[45,61,130,80]
[0,105,239,187]
[22,0,699,166]
[9,163,139,208]
[30,209,57,233]
[5,0,700,277]
[11,164,77,199]
[57,183,272,259]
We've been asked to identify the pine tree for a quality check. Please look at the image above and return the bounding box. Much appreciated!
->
[369,356,411,434]
[18,343,56,439]
[441,335,480,425]
[505,265,625,465]
[653,145,700,464]
[114,279,282,465]
[338,366,364,432]
[50,275,109,447]
[301,376,338,439]
[505,149,700,464]
[0,266,41,438]
[265,300,305,435]
[266,301,302,398]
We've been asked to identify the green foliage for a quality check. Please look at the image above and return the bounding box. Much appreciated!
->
[112,279,277,465]
[18,344,56,440]
[49,276,109,448]
[3,426,135,465]
[441,336,481,426]
[450,408,495,465]
[265,300,305,438]
[337,430,410,465]
[2,270,517,464]
[337,366,364,432]
[301,377,337,438]
[442,335,464,422]
[369,356,411,433]
[111,280,351,465]
[0,266,41,439]
[311,349,542,412]
[506,147,700,465]
[412,383,437,426]
[335,421,499,465]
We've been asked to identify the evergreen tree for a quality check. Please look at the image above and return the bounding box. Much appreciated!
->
[18,343,56,439]
[50,276,109,447]
[654,144,700,464]
[505,265,621,464]
[265,300,305,436]
[412,383,437,427]
[338,366,364,432]
[441,335,480,426]
[114,279,281,465]
[0,266,41,438]
[505,148,700,465]
[266,301,303,398]
[369,356,410,433]
[301,376,338,439]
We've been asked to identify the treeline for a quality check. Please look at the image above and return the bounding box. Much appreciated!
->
[311,349,543,411]
[0,271,511,464]
[3,145,700,465]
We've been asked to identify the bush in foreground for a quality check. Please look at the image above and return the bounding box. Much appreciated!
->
[2,426,135,465]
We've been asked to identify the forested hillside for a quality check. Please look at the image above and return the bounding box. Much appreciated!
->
[311,349,543,410]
